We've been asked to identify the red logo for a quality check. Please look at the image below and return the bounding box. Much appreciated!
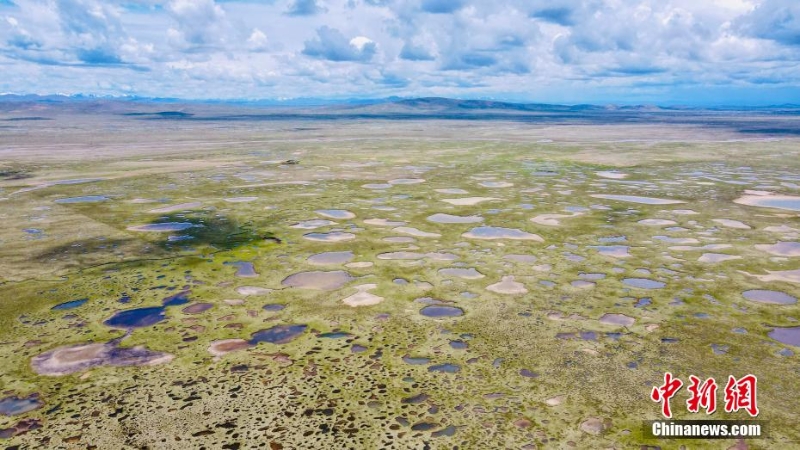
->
[686,375,717,414]
[651,372,683,418]
[652,373,758,418]
[724,374,759,417]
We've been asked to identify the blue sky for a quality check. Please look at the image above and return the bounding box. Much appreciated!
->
[1,0,799,105]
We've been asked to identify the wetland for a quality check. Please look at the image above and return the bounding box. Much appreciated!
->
[1,105,799,449]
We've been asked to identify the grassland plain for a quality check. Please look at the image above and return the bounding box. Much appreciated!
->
[1,113,800,449]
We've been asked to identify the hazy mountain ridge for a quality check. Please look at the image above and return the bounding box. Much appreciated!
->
[3,94,800,115]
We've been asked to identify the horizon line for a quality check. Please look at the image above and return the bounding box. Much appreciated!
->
[3,92,800,110]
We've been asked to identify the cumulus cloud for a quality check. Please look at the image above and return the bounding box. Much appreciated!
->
[246,28,268,51]
[60,0,127,63]
[166,0,229,49]
[1,0,799,103]
[738,0,800,46]
[1,0,144,67]
[286,0,326,16]
[399,42,436,60]
[302,26,377,61]
[531,7,574,26]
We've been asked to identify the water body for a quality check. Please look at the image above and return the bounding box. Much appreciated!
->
[249,324,307,345]
[281,270,354,290]
[591,245,630,258]
[51,298,88,311]
[402,356,431,365]
[225,261,258,277]
[392,226,441,238]
[754,241,800,257]
[315,209,356,219]
[104,307,167,329]
[742,290,797,305]
[435,188,469,194]
[503,254,537,263]
[319,332,351,339]
[449,340,468,349]
[382,236,415,243]
[462,226,543,241]
[54,196,108,204]
[734,195,800,212]
[388,178,425,185]
[0,395,43,416]
[479,181,513,188]
[428,363,461,373]
[441,197,498,206]
[590,194,685,205]
[307,251,354,265]
[104,291,190,329]
[420,305,464,317]
[597,236,628,244]
[127,222,195,232]
[427,213,484,224]
[438,268,484,279]
[303,231,356,242]
[768,327,800,347]
[698,253,742,263]
[432,426,458,438]
[622,278,665,289]
[363,218,406,227]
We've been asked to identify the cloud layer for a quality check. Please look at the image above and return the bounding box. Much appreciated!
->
[1,0,799,104]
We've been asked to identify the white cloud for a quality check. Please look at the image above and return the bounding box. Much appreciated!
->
[302,26,377,61]
[166,0,229,48]
[0,0,798,103]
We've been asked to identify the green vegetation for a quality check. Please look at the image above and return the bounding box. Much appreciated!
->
[0,117,798,448]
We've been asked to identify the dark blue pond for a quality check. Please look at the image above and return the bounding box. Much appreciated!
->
[263,304,286,311]
[104,291,189,329]
[51,298,88,311]
[249,324,307,345]
[225,261,258,278]
[420,305,464,318]
[319,332,351,339]
[162,291,190,307]
[449,340,468,349]
[428,363,461,373]
[104,307,166,329]
[0,394,43,416]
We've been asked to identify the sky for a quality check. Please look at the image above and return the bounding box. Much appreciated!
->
[1,0,799,105]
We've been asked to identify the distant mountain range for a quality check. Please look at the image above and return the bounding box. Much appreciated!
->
[2,93,800,114]
[330,97,682,113]
[3,94,800,135]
